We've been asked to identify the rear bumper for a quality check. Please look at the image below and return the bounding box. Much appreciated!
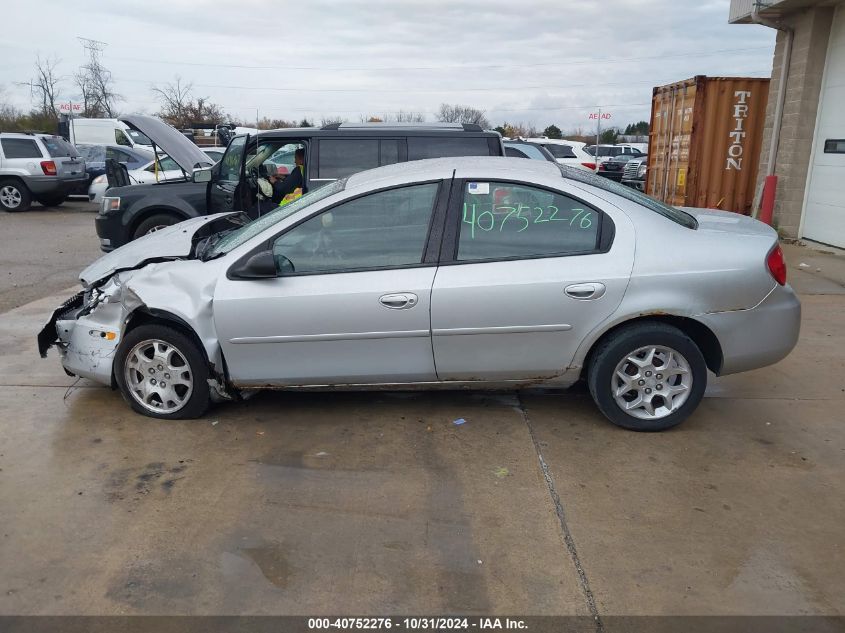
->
[26,175,88,196]
[697,284,801,375]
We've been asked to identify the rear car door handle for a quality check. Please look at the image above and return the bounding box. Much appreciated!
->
[379,293,418,309]
[565,282,606,300]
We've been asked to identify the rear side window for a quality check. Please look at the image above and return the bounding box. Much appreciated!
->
[40,137,78,158]
[319,139,379,179]
[407,137,490,160]
[457,181,601,261]
[545,144,576,159]
[1,138,43,159]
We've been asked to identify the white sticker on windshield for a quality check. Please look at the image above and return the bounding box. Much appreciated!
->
[467,182,489,195]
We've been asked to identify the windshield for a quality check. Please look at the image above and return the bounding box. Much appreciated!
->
[127,129,152,146]
[207,179,347,258]
[558,164,697,229]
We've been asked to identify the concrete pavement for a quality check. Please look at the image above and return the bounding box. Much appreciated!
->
[0,242,842,617]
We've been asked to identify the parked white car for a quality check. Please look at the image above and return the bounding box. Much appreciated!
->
[88,148,225,203]
[523,138,596,171]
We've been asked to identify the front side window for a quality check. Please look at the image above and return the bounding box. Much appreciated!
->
[219,135,247,182]
[1,138,43,159]
[457,181,600,261]
[319,139,379,179]
[114,129,131,146]
[273,182,439,274]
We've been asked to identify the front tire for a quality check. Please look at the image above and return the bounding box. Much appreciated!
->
[115,324,210,419]
[587,322,707,431]
[132,213,179,240]
[0,180,31,212]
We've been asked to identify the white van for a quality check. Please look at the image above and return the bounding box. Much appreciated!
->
[68,119,153,149]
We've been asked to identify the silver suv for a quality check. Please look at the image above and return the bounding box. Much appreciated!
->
[0,133,86,211]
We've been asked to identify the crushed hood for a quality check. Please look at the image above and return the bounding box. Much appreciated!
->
[80,213,235,287]
[120,115,214,175]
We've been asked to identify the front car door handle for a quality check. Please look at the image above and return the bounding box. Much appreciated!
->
[565,282,606,300]
[379,293,419,309]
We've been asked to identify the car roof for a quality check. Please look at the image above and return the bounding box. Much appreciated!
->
[254,123,499,140]
[345,156,561,192]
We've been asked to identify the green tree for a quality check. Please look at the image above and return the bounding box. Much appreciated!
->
[600,128,619,144]
[542,124,562,139]
[299,118,313,127]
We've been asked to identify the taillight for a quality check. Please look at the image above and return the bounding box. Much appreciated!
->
[40,160,57,176]
[767,244,787,285]
[581,162,596,170]
[598,162,607,171]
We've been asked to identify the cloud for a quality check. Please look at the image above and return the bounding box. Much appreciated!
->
[1,0,774,131]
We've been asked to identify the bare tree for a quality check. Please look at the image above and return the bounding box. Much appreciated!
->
[152,76,193,128]
[391,110,425,123]
[75,38,121,117]
[153,78,226,128]
[33,55,62,119]
[436,103,489,129]
[257,117,297,130]
[321,116,346,126]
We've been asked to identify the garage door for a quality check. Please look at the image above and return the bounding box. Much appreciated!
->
[802,4,845,248]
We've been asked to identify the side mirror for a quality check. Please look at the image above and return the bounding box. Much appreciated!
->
[193,167,212,183]
[275,254,295,275]
[230,250,278,279]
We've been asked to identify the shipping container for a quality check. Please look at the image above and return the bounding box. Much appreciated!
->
[646,76,770,214]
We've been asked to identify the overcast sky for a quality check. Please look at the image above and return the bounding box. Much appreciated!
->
[1,0,774,132]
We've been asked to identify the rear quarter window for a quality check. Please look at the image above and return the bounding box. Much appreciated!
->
[545,144,576,159]
[1,138,43,159]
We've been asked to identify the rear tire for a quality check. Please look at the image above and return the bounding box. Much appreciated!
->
[35,194,66,207]
[587,322,707,431]
[0,180,31,212]
[132,213,180,240]
[115,324,211,420]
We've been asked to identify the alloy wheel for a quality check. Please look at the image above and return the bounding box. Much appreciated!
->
[124,339,194,414]
[611,345,692,420]
[0,186,22,209]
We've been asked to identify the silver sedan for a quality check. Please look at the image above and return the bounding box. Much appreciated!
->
[39,157,801,431]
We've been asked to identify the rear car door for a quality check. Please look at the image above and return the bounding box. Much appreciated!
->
[214,180,449,386]
[209,134,248,213]
[430,178,634,381]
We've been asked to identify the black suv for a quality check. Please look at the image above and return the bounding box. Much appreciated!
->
[95,116,504,251]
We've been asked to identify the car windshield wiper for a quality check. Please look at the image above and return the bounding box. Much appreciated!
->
[196,229,234,261]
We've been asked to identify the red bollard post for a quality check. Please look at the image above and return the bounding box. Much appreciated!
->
[759,175,778,225]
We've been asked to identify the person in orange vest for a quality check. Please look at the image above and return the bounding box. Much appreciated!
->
[270,147,305,206]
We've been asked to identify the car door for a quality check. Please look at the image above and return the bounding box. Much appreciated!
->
[213,180,448,386]
[430,178,634,381]
[209,134,248,213]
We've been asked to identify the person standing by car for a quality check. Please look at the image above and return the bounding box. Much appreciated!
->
[271,148,305,205]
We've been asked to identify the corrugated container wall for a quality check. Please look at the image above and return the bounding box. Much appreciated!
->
[646,76,770,214]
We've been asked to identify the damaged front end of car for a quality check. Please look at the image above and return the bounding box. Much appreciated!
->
[38,212,246,400]
[37,274,145,385]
